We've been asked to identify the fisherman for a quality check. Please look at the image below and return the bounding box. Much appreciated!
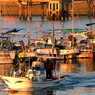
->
[74,37,77,47]
[68,35,73,48]
[39,58,45,69]
[14,58,26,77]
[45,59,55,79]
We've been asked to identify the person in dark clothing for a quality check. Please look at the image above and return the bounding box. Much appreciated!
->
[74,37,77,47]
[45,59,52,79]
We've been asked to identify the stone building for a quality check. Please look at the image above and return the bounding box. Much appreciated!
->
[0,0,95,20]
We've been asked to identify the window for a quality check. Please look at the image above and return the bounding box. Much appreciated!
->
[50,3,51,10]
[56,3,58,9]
[53,3,55,10]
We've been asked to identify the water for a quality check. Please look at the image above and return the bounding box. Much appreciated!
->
[0,58,95,95]
[1,16,94,45]
[0,16,95,95]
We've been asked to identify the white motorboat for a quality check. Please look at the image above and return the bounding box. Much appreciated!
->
[1,68,65,91]
[0,56,65,91]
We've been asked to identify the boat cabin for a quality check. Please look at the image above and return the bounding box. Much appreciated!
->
[0,36,12,49]
[25,60,47,82]
[35,40,46,45]
[26,68,46,82]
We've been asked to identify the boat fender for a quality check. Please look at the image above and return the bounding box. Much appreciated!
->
[53,77,58,80]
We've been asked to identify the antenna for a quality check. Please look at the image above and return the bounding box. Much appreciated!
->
[52,21,55,57]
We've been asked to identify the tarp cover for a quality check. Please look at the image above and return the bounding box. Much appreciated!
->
[61,29,86,33]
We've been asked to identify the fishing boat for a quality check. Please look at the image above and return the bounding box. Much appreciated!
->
[34,29,80,58]
[1,73,65,90]
[0,51,13,64]
[58,48,79,55]
[0,36,16,64]
[31,2,81,57]
[0,56,65,91]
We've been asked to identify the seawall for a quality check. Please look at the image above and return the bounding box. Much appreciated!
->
[0,1,95,16]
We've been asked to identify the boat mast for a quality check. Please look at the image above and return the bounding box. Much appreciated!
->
[52,21,55,56]
[72,0,74,48]
[88,0,92,30]
[27,0,31,46]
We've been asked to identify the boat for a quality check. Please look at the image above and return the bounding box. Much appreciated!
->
[34,28,80,58]
[31,2,81,57]
[58,48,79,55]
[1,69,65,91]
[0,36,16,64]
[0,56,66,91]
[0,51,13,64]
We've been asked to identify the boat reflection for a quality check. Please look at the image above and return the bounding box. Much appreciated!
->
[0,64,13,76]
[6,89,54,95]
[56,58,94,74]
[6,92,31,95]
[0,58,94,76]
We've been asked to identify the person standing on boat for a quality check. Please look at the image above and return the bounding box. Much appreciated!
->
[74,37,77,47]
[45,59,53,79]
[68,35,73,48]
[39,58,45,69]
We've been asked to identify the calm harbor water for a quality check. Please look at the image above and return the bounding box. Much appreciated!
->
[1,16,94,44]
[0,16,95,95]
[0,58,95,95]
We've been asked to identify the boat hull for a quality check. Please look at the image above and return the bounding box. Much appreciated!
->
[36,48,80,56]
[0,50,15,64]
[1,76,65,91]
[59,49,80,55]
[30,78,64,88]
[0,59,13,64]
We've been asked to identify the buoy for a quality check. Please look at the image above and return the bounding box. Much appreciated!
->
[90,53,93,58]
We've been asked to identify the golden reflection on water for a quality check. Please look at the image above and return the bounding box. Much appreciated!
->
[0,64,13,76]
[0,58,94,76]
[57,58,94,74]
